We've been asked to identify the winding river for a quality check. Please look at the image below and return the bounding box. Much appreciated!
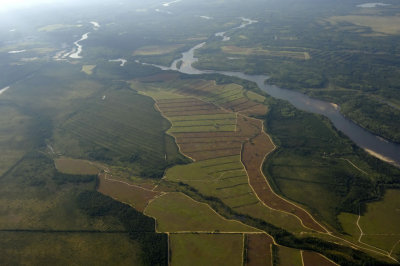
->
[148,18,400,167]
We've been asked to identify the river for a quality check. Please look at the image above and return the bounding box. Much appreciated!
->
[148,18,400,167]
[69,32,90,59]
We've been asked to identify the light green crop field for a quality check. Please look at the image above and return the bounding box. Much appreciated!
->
[277,246,302,266]
[144,192,260,233]
[170,233,243,266]
[134,78,246,107]
[0,232,141,265]
[246,91,266,103]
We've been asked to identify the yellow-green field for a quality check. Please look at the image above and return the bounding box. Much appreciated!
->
[277,246,302,266]
[144,192,260,233]
[81,65,96,75]
[222,46,310,60]
[170,233,243,266]
[327,16,400,35]
[246,91,266,103]
[133,44,184,56]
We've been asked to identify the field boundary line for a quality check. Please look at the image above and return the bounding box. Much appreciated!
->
[242,233,246,266]
[300,250,305,266]
[390,240,400,256]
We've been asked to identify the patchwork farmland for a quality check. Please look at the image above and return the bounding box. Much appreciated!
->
[134,77,327,233]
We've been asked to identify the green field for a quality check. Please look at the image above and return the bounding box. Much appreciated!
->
[170,234,243,266]
[276,246,302,266]
[145,192,260,233]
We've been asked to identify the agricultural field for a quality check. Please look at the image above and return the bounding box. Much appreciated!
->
[54,158,100,175]
[0,232,141,265]
[54,87,186,178]
[144,192,260,233]
[327,16,400,35]
[302,251,338,266]
[222,46,310,60]
[0,153,124,231]
[3,1,400,264]
[169,233,243,266]
[81,65,96,75]
[276,246,302,266]
[245,233,274,266]
[338,189,400,259]
[133,44,185,56]
[98,173,161,212]
[37,24,82,32]
[136,77,323,233]
[0,105,34,176]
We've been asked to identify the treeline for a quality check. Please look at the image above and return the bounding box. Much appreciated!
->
[77,191,168,266]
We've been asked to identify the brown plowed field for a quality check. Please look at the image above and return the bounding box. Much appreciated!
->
[246,234,274,266]
[236,115,262,138]
[242,132,327,233]
[97,174,160,212]
[222,98,248,109]
[302,251,338,266]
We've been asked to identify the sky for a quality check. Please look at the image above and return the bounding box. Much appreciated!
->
[0,0,64,11]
